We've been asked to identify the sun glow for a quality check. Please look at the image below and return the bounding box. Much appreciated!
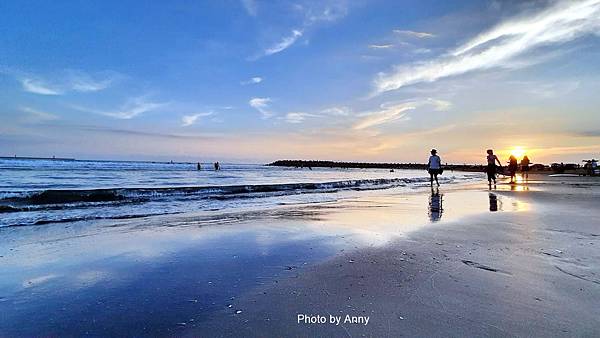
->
[510,146,526,158]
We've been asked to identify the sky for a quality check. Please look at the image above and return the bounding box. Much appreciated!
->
[1,0,599,164]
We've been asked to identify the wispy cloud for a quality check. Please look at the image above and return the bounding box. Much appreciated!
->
[20,106,59,122]
[20,78,62,95]
[255,2,349,59]
[241,0,258,16]
[284,112,319,124]
[353,98,451,130]
[353,103,415,130]
[264,30,303,56]
[72,96,166,119]
[249,97,274,118]
[392,30,435,38]
[375,0,600,94]
[19,70,118,95]
[369,44,394,49]
[241,76,263,85]
[181,112,214,127]
[321,106,351,116]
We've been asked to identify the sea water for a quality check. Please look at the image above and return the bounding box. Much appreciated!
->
[0,158,481,227]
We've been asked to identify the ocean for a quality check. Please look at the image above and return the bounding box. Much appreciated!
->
[0,158,481,227]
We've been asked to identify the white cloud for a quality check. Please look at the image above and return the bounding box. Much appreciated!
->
[369,44,394,49]
[181,112,214,127]
[393,30,435,38]
[19,70,118,95]
[321,106,351,116]
[375,0,600,94]
[20,78,62,95]
[264,30,303,56]
[20,106,59,121]
[241,0,257,16]
[284,112,318,123]
[353,103,415,130]
[67,71,115,92]
[353,98,451,130]
[241,76,263,85]
[72,96,165,119]
[249,97,274,118]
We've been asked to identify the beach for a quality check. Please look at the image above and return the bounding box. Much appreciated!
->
[1,172,599,336]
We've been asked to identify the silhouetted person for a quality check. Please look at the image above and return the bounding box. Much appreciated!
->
[508,155,518,183]
[486,149,502,187]
[197,162,201,170]
[520,155,530,180]
[428,149,442,187]
[429,186,443,222]
[214,162,220,171]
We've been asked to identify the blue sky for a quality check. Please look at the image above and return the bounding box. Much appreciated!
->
[1,0,600,163]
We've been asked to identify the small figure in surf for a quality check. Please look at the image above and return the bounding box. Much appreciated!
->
[508,155,518,183]
[486,149,502,187]
[214,162,220,171]
[520,155,531,180]
[197,162,201,171]
[427,149,442,187]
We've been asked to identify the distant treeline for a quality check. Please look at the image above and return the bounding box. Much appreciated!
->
[268,160,490,172]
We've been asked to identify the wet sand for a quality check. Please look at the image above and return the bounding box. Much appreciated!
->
[1,175,599,336]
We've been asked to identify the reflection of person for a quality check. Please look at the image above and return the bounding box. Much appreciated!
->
[486,149,502,187]
[520,155,530,180]
[508,155,518,183]
[429,187,443,222]
[428,149,442,187]
[489,193,498,212]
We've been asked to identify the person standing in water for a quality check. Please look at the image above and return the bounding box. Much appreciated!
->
[428,149,442,187]
[508,155,518,183]
[486,149,502,187]
[520,155,531,180]
[197,162,201,170]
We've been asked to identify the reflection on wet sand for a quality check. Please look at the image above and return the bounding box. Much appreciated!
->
[429,187,444,222]
[489,193,499,212]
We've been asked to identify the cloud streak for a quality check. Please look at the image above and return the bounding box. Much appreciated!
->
[264,30,303,56]
[72,96,165,119]
[241,76,263,85]
[19,70,118,95]
[375,0,600,94]
[353,98,451,130]
[20,106,59,122]
[392,30,435,38]
[181,112,213,127]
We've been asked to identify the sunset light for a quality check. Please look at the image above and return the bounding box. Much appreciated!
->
[510,147,527,159]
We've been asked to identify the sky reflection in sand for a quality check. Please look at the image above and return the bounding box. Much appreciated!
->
[0,187,528,336]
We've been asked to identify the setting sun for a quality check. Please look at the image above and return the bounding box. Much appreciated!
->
[510,146,527,158]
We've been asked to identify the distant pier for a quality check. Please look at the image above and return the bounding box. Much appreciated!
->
[268,160,487,172]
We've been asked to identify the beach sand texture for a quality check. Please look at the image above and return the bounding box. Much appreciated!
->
[1,175,599,337]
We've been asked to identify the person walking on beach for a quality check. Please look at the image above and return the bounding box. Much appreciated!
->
[508,155,518,183]
[428,149,442,187]
[520,155,530,180]
[486,149,502,187]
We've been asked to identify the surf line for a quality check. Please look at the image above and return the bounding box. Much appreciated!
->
[297,314,370,326]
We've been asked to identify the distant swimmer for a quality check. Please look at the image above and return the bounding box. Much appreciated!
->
[486,149,502,187]
[508,155,518,183]
[197,162,201,170]
[214,162,220,171]
[520,155,531,180]
[427,149,442,187]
